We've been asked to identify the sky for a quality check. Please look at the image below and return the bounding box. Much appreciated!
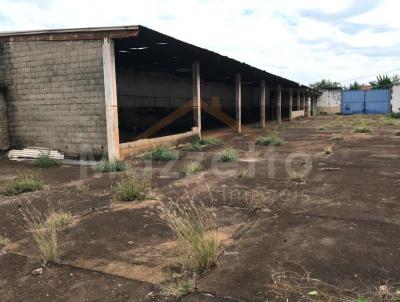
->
[0,0,399,86]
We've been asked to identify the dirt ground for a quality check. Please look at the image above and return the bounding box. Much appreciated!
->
[1,115,400,301]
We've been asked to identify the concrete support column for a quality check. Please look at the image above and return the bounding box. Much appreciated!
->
[306,96,311,117]
[304,92,309,117]
[301,91,306,111]
[297,89,301,111]
[260,80,266,128]
[103,38,120,160]
[289,88,293,121]
[235,73,242,133]
[192,61,201,137]
[277,85,282,124]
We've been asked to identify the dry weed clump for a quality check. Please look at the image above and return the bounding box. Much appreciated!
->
[66,180,89,194]
[46,211,72,231]
[161,277,196,298]
[324,146,333,155]
[266,262,400,302]
[288,161,306,183]
[20,207,61,263]
[219,147,238,162]
[181,161,203,177]
[112,174,150,202]
[158,191,220,274]
[0,235,7,249]
[3,171,44,196]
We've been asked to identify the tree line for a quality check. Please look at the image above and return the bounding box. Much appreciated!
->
[310,74,400,91]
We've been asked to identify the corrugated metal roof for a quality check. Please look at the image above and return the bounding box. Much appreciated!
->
[0,25,315,91]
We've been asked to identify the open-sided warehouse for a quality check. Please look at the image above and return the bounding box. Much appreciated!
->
[0,25,318,160]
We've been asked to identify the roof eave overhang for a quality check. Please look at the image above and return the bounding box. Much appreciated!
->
[0,25,139,42]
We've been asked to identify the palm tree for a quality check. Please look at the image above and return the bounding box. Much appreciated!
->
[370,74,400,89]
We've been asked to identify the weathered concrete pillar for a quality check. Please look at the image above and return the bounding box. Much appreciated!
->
[235,73,242,133]
[306,96,312,117]
[297,89,301,111]
[301,91,306,111]
[260,80,266,128]
[304,92,309,117]
[277,85,282,124]
[192,61,201,137]
[103,38,120,160]
[289,88,293,121]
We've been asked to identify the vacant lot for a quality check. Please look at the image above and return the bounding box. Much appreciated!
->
[1,115,400,302]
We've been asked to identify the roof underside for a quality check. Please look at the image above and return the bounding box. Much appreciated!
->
[0,25,313,90]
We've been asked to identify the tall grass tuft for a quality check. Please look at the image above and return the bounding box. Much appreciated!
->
[181,161,202,177]
[46,211,72,231]
[66,180,89,194]
[185,141,203,151]
[288,161,306,183]
[0,235,7,249]
[324,146,332,155]
[162,278,196,298]
[95,160,125,172]
[158,196,220,274]
[219,147,237,162]
[185,137,224,152]
[3,171,44,196]
[330,133,344,141]
[20,207,60,263]
[388,112,400,119]
[354,127,371,133]
[33,154,61,168]
[112,174,150,202]
[145,146,180,161]
[255,136,284,146]
[198,137,224,146]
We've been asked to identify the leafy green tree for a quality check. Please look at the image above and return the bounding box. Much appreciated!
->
[309,79,342,90]
[348,81,362,90]
[370,74,400,89]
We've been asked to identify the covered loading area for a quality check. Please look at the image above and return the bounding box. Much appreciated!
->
[0,25,317,160]
[106,26,316,159]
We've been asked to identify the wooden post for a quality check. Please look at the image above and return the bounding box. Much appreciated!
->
[235,73,242,133]
[103,38,120,160]
[260,80,266,128]
[277,85,282,124]
[297,89,301,111]
[289,87,293,121]
[192,61,201,137]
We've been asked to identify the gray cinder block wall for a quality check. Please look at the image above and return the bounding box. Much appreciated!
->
[0,40,107,156]
[0,88,9,149]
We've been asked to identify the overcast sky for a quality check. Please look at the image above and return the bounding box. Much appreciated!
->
[1,0,399,86]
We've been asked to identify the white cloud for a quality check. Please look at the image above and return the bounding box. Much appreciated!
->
[0,0,399,86]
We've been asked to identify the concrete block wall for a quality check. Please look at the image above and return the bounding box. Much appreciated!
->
[0,40,107,156]
[317,89,341,114]
[0,89,9,149]
[391,84,400,113]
